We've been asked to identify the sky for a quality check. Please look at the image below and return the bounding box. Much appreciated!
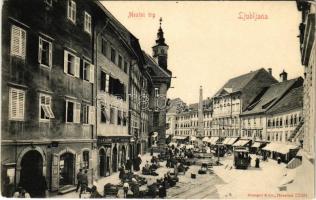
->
[102,1,304,104]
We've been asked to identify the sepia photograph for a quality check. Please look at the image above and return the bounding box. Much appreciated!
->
[0,0,315,199]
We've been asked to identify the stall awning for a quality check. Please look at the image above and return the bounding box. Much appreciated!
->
[222,137,231,144]
[227,138,238,145]
[233,139,251,147]
[186,144,194,149]
[190,136,197,141]
[262,142,299,154]
[252,142,261,148]
[208,137,219,144]
[173,136,187,140]
[202,137,210,142]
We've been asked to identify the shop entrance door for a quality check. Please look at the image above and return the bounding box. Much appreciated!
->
[59,153,75,186]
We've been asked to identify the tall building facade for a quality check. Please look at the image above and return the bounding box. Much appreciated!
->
[212,68,278,138]
[146,19,172,147]
[1,0,98,195]
[297,0,315,160]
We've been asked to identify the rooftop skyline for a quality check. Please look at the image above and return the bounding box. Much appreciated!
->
[103,1,304,104]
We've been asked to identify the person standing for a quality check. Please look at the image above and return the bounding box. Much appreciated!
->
[76,169,83,193]
[13,187,31,198]
[123,180,129,198]
[79,170,89,198]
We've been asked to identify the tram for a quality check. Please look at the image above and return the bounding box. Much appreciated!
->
[233,147,250,169]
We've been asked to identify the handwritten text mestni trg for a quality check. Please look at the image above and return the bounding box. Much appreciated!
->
[128,11,156,19]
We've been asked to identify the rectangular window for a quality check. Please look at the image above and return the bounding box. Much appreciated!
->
[64,50,80,77]
[66,101,80,123]
[110,107,115,124]
[100,104,107,123]
[67,0,76,23]
[38,37,52,68]
[110,47,116,63]
[82,151,89,169]
[82,105,89,124]
[124,61,128,73]
[9,88,25,120]
[39,94,55,121]
[123,111,127,126]
[101,38,107,56]
[117,110,122,125]
[10,25,26,59]
[118,55,123,69]
[84,12,91,34]
[81,60,94,83]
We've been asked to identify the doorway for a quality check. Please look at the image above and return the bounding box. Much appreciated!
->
[99,149,106,177]
[59,153,75,186]
[121,146,126,166]
[112,146,118,172]
[19,150,44,197]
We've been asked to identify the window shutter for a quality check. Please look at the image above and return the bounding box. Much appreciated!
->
[38,38,42,63]
[100,71,105,91]
[88,106,95,125]
[74,57,80,77]
[89,64,94,83]
[49,42,52,67]
[18,91,25,119]
[64,51,68,74]
[10,89,18,119]
[20,29,26,58]
[11,25,26,58]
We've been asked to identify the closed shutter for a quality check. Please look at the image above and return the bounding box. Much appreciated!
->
[51,153,59,192]
[38,38,42,63]
[89,64,94,83]
[74,102,81,123]
[64,50,68,74]
[88,106,95,125]
[74,56,80,77]
[11,25,26,58]
[9,88,25,120]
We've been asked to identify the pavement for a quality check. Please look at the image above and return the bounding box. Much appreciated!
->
[56,153,303,199]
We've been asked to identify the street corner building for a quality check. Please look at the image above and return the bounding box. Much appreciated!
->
[0,0,172,197]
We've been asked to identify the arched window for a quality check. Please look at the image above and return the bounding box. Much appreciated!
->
[294,114,297,125]
[83,150,90,169]
[272,119,275,127]
[290,115,293,126]
[285,116,288,126]
[279,118,283,127]
[276,118,279,127]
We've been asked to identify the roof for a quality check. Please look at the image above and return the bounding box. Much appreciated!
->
[142,51,171,78]
[188,98,213,111]
[167,98,186,114]
[242,78,302,115]
[214,69,264,97]
[266,86,303,114]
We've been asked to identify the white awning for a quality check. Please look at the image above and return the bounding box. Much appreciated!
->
[168,142,177,147]
[208,137,219,144]
[262,142,299,154]
[227,138,238,145]
[222,137,231,144]
[190,136,197,141]
[251,142,261,148]
[173,136,187,140]
[186,144,194,149]
[202,137,210,142]
[233,139,251,147]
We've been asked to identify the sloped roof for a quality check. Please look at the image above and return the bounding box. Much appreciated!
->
[266,86,303,114]
[142,51,171,78]
[167,98,186,114]
[188,98,213,111]
[242,78,301,115]
[214,68,265,97]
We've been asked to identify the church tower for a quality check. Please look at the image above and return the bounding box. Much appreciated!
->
[152,18,169,69]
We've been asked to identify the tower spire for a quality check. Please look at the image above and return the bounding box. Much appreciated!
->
[156,17,167,46]
[152,17,169,69]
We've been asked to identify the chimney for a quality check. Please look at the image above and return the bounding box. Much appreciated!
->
[279,70,288,82]
[267,68,272,75]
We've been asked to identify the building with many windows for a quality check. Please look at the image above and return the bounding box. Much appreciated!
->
[212,68,278,139]
[1,0,98,195]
